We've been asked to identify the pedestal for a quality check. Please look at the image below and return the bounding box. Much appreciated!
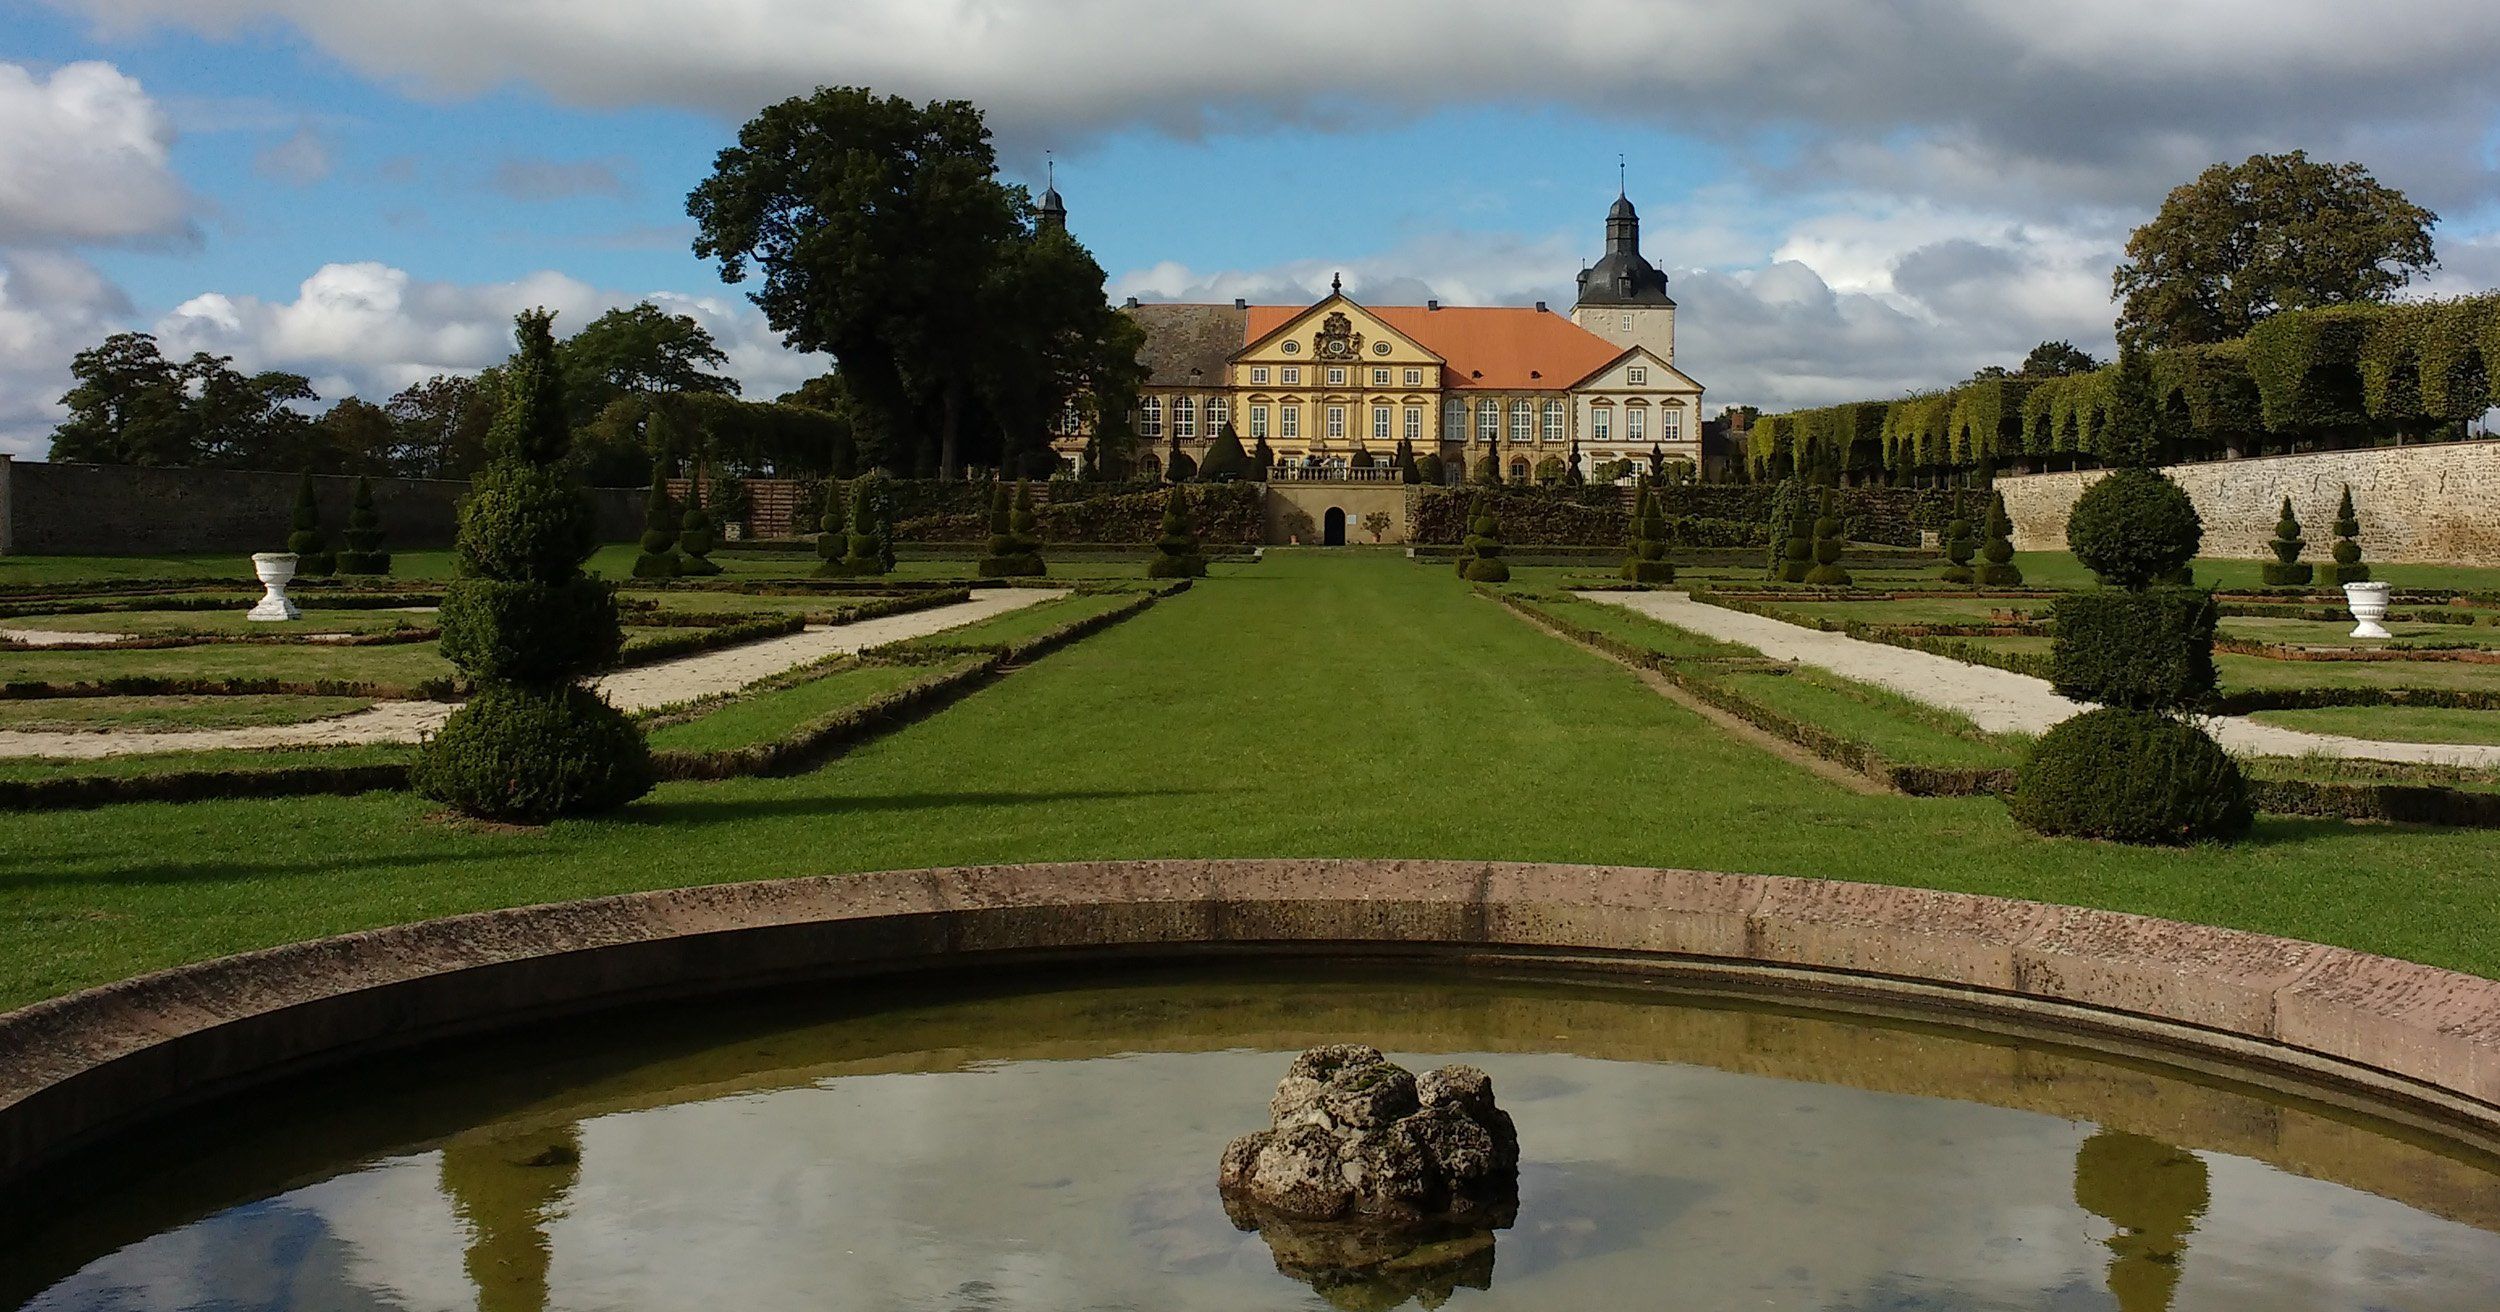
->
[248,552,301,622]
[2343,581,2391,640]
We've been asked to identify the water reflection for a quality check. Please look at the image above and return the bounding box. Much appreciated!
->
[8,971,2498,1311]
[2076,1130,2211,1312]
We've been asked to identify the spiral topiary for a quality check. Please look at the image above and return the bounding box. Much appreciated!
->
[2328,484,2369,584]
[1621,482,1674,583]
[337,476,391,575]
[1149,484,1208,578]
[412,308,652,824]
[1975,489,2022,586]
[675,468,722,576]
[2261,496,2312,588]
[1803,487,1853,586]
[1939,489,1975,584]
[2068,468,2199,590]
[978,480,1045,577]
[1779,485,1814,582]
[285,472,334,576]
[840,473,891,575]
[631,466,680,579]
[2008,708,2251,844]
[1764,478,1801,581]
[811,477,847,576]
[1461,492,1509,582]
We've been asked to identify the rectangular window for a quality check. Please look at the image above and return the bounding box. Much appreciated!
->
[1327,367,1346,387]
[1477,403,1499,442]
[1281,405,1300,439]
[1404,368,1422,387]
[1251,366,1270,385]
[1444,402,1466,442]
[1661,408,1681,441]
[1627,407,1646,442]
[1207,397,1227,435]
[1371,367,1390,386]
[1372,406,1391,440]
[1543,399,1564,443]
[1404,407,1422,442]
[1621,313,1632,333]
[1282,366,1300,385]
[1250,405,1269,439]
[1139,397,1162,439]
[1327,406,1346,439]
[1510,402,1532,444]
[1591,408,1610,442]
[1627,366,1647,385]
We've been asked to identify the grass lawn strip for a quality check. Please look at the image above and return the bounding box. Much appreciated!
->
[2252,706,2500,747]
[0,695,374,732]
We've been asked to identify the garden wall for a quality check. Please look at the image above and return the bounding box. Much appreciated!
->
[1995,440,2500,564]
[0,457,645,556]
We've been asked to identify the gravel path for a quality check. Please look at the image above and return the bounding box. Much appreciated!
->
[1,628,138,647]
[1583,590,2500,769]
[0,589,1064,760]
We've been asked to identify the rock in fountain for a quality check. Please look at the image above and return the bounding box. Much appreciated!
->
[1219,1045,1518,1308]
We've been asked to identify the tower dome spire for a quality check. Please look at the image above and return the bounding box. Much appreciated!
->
[1037,152,1066,231]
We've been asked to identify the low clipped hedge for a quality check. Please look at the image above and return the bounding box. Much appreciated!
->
[0,760,412,811]
[611,615,806,669]
[0,592,445,620]
[2047,587,2219,710]
[412,684,654,824]
[2248,777,2500,828]
[899,483,1263,545]
[0,674,454,700]
[2008,708,2251,844]
[652,656,1001,780]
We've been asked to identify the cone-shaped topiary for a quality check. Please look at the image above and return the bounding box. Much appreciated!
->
[1148,484,1208,578]
[1804,487,1853,586]
[632,466,680,579]
[1199,424,1251,482]
[1622,481,1675,583]
[875,485,897,573]
[2009,707,2251,844]
[285,472,334,576]
[1764,478,1801,581]
[1976,489,2023,586]
[1566,440,1585,486]
[1778,483,1814,582]
[1461,492,1509,583]
[413,308,651,823]
[1396,437,1420,484]
[978,480,1046,577]
[1939,488,1976,584]
[337,476,391,575]
[675,467,722,576]
[840,473,890,575]
[1474,450,1502,486]
[2068,467,2199,589]
[1250,437,1275,482]
[2261,496,2312,588]
[811,477,849,576]
[977,479,1014,577]
[2328,484,2369,583]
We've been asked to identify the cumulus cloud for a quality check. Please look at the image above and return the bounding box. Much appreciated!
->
[0,59,192,247]
[0,250,136,457]
[49,1,2500,216]
[488,155,630,203]
[252,124,332,186]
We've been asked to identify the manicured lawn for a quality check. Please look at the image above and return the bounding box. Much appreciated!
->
[1706,667,2021,768]
[2219,615,2500,648]
[1,609,432,637]
[2216,652,2500,695]
[888,591,1139,653]
[0,639,454,688]
[1758,597,2052,627]
[2251,706,2500,746]
[2010,551,2500,593]
[0,743,410,783]
[6,551,2500,1013]
[0,695,372,732]
[647,659,970,752]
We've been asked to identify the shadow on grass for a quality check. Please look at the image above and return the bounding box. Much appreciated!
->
[624,787,1210,825]
[0,848,504,891]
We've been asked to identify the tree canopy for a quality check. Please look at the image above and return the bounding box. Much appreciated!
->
[556,301,737,427]
[50,332,323,471]
[2020,340,2099,378]
[2113,151,2437,350]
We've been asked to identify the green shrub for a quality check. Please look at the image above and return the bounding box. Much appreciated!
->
[812,477,847,574]
[633,466,680,579]
[1461,492,1509,582]
[2049,587,2219,710]
[839,474,891,576]
[979,480,1046,576]
[412,685,655,824]
[2008,708,2250,844]
[1396,437,1421,484]
[458,462,598,582]
[1764,478,1800,580]
[1779,482,1814,582]
[1148,485,1208,578]
[1473,453,1501,487]
[285,472,334,575]
[1940,489,1975,583]
[1621,483,1674,583]
[1199,424,1252,482]
[437,579,626,683]
[1414,452,1445,485]
[1803,487,1853,586]
[2328,484,2369,583]
[2261,496,2312,587]
[337,475,391,574]
[1975,489,2022,586]
[676,472,723,576]
[2068,468,2200,589]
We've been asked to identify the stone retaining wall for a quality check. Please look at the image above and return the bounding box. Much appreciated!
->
[1995,440,2500,565]
[3,859,2496,1192]
[0,457,645,555]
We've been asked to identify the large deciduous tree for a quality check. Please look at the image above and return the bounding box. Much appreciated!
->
[557,301,738,428]
[51,333,318,470]
[2019,340,2098,378]
[2113,152,2437,350]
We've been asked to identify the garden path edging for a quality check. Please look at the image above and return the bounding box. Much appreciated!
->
[2,858,2496,1191]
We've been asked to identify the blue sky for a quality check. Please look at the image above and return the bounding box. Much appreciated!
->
[5,0,2498,457]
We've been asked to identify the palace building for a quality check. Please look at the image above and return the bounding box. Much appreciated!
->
[1053,189,1705,483]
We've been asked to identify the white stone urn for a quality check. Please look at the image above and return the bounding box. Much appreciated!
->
[2343,580,2392,640]
[248,552,302,622]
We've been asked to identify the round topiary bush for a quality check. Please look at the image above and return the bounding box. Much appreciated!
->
[2008,707,2252,845]
[1461,495,1509,582]
[2067,468,2201,590]
[1939,491,1976,584]
[437,579,626,684]
[1803,487,1853,586]
[411,685,656,825]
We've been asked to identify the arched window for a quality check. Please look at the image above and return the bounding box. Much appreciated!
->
[1510,400,1533,444]
[1508,458,1530,482]
[1139,396,1163,438]
[1543,399,1565,443]
[1477,400,1499,443]
[1137,452,1161,479]
[1174,395,1197,440]
[1206,396,1228,435]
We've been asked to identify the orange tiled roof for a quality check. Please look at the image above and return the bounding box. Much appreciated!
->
[1240,302,1624,390]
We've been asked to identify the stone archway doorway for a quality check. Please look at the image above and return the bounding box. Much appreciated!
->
[1323,507,1347,546]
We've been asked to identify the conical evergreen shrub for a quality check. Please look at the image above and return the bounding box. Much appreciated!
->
[1460,492,1509,583]
[1148,484,1207,578]
[1778,483,1814,582]
[1396,437,1420,484]
[2261,496,2312,588]
[1250,437,1275,482]
[978,480,1046,576]
[1976,489,2022,586]
[1939,488,1975,584]
[839,474,890,575]
[632,466,680,579]
[1622,482,1674,583]
[1804,487,1853,586]
[337,476,391,575]
[1199,424,1251,482]
[812,477,848,576]
[285,472,334,576]
[2328,485,2369,583]
[413,308,652,823]
[676,467,722,576]
[1765,478,1801,581]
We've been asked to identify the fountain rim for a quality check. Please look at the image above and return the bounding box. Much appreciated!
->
[3,857,2497,1188]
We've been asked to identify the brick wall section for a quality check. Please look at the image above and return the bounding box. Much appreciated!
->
[1,459,645,556]
[1995,441,2500,565]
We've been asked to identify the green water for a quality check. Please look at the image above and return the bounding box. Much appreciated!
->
[9,966,2500,1310]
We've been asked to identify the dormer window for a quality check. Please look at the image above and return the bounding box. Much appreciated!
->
[1627,366,1647,385]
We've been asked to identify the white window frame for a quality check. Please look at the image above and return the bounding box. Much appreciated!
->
[1372,405,1391,441]
[1444,401,1467,442]
[1139,396,1162,438]
[1327,366,1347,387]
[1403,406,1422,442]
[1207,396,1228,435]
[1477,401,1500,443]
[1174,395,1196,440]
[1404,368,1422,387]
[1626,406,1645,442]
[1542,399,1564,443]
[1281,405,1300,439]
[1591,407,1611,443]
[1250,405,1269,439]
[1661,408,1682,442]
[1627,366,1647,386]
[1282,366,1300,385]
[1371,367,1389,386]
[1326,405,1347,439]
[1251,366,1270,385]
[1510,400,1533,444]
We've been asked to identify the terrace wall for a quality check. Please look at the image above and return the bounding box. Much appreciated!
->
[1995,440,2500,565]
[0,457,645,556]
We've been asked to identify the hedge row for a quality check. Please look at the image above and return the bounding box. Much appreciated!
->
[0,760,414,811]
[874,585,1180,664]
[898,484,1263,545]
[2245,776,2500,828]
[618,589,974,631]
[0,627,442,653]
[2212,686,2500,714]
[0,592,446,620]
[2212,637,2500,662]
[609,615,805,669]
[1409,486,1951,547]
[0,674,453,700]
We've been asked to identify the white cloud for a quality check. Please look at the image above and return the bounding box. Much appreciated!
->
[0,250,135,457]
[0,59,192,247]
[251,124,332,186]
[47,1,2500,217]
